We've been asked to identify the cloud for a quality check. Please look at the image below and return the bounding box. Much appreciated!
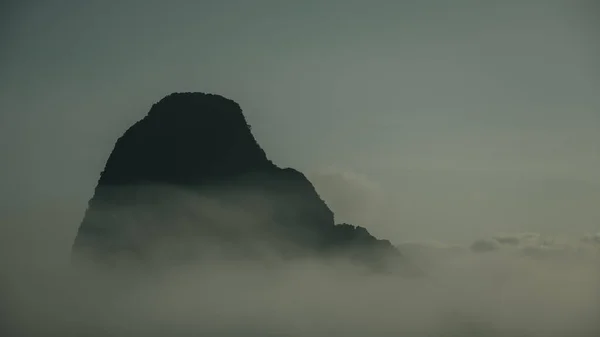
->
[3,225,599,336]
[470,238,501,253]
[581,232,600,246]
[1,176,598,337]
[403,232,600,261]
[308,169,384,226]
[493,232,540,246]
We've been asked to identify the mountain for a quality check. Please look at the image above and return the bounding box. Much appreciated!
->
[71,92,407,272]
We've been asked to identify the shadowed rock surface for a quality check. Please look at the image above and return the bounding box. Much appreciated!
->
[72,92,406,272]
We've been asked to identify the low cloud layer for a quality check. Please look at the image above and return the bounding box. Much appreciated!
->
[3,225,599,336]
[1,170,598,336]
[400,231,600,260]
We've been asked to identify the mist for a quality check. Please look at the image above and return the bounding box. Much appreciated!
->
[2,1,600,336]
[2,187,599,337]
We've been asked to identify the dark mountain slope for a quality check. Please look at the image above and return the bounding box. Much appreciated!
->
[72,92,406,272]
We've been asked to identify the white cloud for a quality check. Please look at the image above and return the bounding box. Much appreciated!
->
[3,226,599,336]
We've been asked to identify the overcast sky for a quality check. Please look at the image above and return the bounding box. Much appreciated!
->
[1,0,599,249]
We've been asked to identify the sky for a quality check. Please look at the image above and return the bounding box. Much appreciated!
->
[1,2,600,336]
[1,0,599,251]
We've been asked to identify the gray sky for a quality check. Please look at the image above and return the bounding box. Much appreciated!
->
[1,0,599,247]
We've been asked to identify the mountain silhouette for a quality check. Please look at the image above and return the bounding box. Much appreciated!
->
[72,92,409,272]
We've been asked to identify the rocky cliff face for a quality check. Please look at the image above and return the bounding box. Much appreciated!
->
[72,93,401,270]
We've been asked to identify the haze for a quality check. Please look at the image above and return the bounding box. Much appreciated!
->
[1,1,599,336]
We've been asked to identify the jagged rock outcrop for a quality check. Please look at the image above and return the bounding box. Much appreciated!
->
[72,92,403,271]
